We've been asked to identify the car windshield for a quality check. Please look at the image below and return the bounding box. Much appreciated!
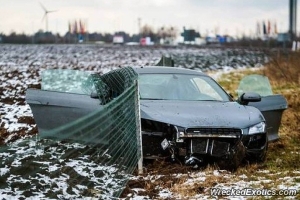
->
[139,73,231,101]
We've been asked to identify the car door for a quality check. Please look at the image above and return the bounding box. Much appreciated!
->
[26,89,102,132]
[237,74,288,141]
[26,69,102,132]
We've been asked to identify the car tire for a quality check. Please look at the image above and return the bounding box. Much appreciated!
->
[217,141,246,171]
[254,140,268,162]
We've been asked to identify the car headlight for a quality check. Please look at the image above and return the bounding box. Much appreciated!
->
[175,126,185,142]
[249,122,266,134]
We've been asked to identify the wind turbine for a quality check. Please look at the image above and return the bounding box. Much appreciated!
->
[40,2,57,32]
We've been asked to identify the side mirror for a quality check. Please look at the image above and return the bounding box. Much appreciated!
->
[238,92,261,105]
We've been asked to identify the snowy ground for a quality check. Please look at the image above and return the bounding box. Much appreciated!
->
[0,44,298,199]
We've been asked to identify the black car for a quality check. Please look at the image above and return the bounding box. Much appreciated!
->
[26,66,287,169]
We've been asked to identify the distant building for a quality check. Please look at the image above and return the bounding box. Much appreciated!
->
[181,27,200,43]
[159,37,178,45]
[113,35,124,44]
[205,34,234,44]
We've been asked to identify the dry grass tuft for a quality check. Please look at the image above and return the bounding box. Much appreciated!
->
[264,51,300,85]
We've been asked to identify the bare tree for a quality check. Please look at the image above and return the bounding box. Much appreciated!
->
[157,26,178,44]
[140,24,155,37]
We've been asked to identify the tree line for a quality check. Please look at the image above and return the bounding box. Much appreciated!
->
[0,24,179,44]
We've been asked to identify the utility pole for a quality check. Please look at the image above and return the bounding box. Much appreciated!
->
[289,0,297,40]
[138,17,141,41]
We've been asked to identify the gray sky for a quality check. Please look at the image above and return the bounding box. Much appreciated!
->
[0,0,298,37]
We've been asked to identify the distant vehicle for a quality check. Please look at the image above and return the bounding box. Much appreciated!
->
[125,42,139,46]
[140,37,153,46]
[26,66,287,169]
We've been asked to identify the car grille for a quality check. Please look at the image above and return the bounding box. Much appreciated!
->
[190,138,231,156]
[185,128,241,138]
[211,140,230,156]
[191,139,208,154]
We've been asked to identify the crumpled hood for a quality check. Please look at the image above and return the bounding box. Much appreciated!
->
[140,100,264,128]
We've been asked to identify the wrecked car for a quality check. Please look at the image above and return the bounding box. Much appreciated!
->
[26,66,287,169]
[136,67,287,168]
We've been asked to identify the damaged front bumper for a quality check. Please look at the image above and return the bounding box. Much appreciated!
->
[143,126,267,168]
[161,129,246,168]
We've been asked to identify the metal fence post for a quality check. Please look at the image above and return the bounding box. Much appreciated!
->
[135,79,143,174]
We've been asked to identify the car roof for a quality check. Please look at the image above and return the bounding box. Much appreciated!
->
[133,66,207,76]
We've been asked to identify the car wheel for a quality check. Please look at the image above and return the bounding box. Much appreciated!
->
[217,141,246,171]
[254,140,268,162]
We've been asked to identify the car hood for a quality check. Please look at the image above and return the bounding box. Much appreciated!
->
[140,100,264,128]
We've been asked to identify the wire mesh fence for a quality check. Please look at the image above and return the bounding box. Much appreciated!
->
[0,67,142,199]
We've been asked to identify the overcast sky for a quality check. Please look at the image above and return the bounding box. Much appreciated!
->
[0,0,298,37]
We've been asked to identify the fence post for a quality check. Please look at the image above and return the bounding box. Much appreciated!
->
[135,80,143,174]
